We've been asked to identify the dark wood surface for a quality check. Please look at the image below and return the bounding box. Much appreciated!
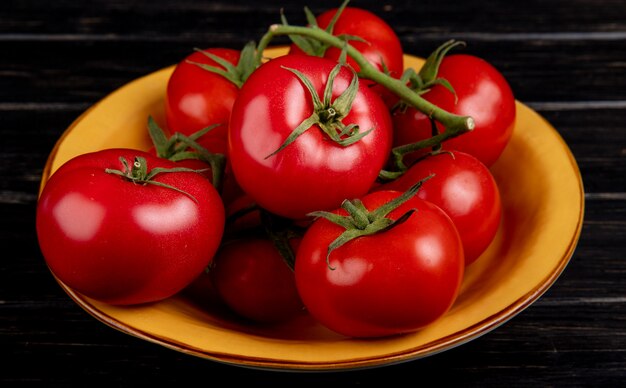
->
[3,0,625,386]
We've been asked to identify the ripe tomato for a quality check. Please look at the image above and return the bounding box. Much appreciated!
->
[210,237,305,323]
[381,151,502,266]
[36,148,225,305]
[295,189,464,338]
[392,54,516,167]
[228,54,393,220]
[289,5,404,105]
[165,47,241,140]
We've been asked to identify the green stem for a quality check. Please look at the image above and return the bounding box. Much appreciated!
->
[256,24,475,137]
[307,177,431,269]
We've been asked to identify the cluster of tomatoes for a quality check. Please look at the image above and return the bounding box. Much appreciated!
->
[36,1,516,338]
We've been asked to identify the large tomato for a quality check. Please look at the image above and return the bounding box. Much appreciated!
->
[295,189,464,338]
[36,148,225,305]
[210,237,304,324]
[382,151,502,266]
[165,47,241,140]
[392,54,516,167]
[228,54,393,220]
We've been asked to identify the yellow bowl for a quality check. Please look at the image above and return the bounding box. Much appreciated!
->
[38,47,584,371]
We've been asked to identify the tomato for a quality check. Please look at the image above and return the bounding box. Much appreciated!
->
[165,47,241,140]
[228,54,393,220]
[210,237,305,323]
[295,189,464,338]
[381,151,502,266]
[36,148,225,305]
[289,5,404,106]
[392,54,516,167]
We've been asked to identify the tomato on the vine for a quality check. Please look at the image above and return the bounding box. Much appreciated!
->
[36,148,225,305]
[295,187,464,338]
[228,54,393,220]
[381,150,502,266]
[392,54,516,167]
[288,3,404,106]
[165,47,246,141]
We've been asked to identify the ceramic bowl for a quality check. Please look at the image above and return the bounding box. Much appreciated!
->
[39,47,584,371]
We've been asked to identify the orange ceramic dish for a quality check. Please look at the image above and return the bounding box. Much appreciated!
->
[38,47,584,371]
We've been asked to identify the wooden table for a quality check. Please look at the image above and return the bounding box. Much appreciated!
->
[3,0,624,385]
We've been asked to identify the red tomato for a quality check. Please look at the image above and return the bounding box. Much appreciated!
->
[210,237,305,323]
[165,48,241,140]
[228,54,393,220]
[392,54,516,167]
[295,189,464,338]
[36,148,225,305]
[382,151,502,266]
[290,6,404,105]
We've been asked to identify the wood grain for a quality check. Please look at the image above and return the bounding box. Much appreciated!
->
[1,0,624,385]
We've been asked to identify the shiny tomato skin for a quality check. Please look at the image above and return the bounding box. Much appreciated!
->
[228,54,393,220]
[382,151,502,266]
[165,48,240,140]
[295,190,464,338]
[210,237,305,323]
[36,148,225,305]
[392,54,516,167]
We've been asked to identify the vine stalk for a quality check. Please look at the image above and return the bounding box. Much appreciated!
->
[256,24,475,147]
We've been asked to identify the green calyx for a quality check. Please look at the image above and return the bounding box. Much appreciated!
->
[308,175,433,269]
[105,156,202,203]
[147,116,226,192]
[393,39,465,114]
[415,39,465,95]
[187,40,258,88]
[265,63,373,159]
